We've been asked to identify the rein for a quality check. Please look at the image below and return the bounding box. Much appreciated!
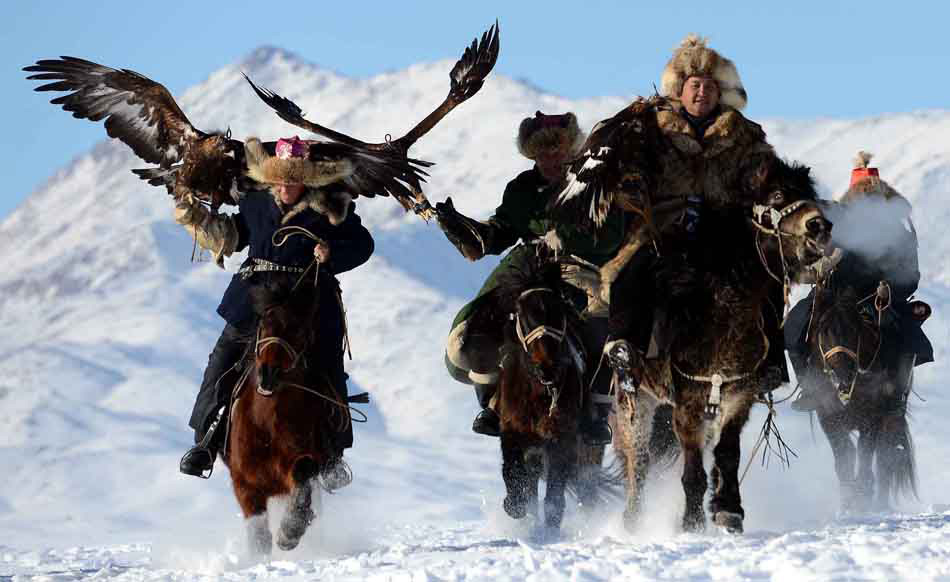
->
[813,280,890,402]
[750,199,820,315]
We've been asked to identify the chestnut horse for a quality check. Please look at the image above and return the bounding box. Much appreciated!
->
[224,271,352,555]
[475,252,606,530]
[613,159,832,534]
[804,274,920,513]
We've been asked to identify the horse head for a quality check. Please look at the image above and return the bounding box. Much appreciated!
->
[249,273,320,395]
[812,281,884,399]
[498,251,578,390]
[748,158,833,283]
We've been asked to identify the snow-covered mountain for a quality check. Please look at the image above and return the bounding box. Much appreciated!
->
[3,47,950,579]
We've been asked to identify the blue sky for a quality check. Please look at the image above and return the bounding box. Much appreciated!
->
[7,1,947,219]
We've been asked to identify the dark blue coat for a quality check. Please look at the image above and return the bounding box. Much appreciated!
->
[217,191,374,339]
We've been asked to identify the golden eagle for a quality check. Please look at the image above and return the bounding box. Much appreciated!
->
[23,57,431,214]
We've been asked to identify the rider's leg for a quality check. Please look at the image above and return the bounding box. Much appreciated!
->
[446,317,504,436]
[605,249,655,391]
[180,322,250,477]
[783,295,823,412]
[472,380,501,436]
[578,315,613,445]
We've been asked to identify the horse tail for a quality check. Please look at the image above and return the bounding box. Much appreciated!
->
[877,412,918,502]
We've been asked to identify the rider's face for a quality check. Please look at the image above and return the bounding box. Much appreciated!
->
[275,183,305,205]
[680,76,720,118]
[536,146,572,184]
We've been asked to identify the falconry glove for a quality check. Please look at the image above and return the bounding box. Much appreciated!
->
[435,197,493,261]
[173,190,239,267]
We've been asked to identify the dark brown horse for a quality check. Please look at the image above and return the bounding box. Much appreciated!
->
[224,272,352,555]
[476,252,604,530]
[613,159,832,534]
[804,274,919,513]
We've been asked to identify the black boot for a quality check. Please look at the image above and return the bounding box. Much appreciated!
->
[471,383,500,437]
[582,401,613,446]
[605,339,639,393]
[180,407,226,478]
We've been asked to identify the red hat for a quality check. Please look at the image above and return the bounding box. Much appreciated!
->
[850,150,880,187]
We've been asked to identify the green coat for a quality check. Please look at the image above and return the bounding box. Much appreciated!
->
[452,167,625,328]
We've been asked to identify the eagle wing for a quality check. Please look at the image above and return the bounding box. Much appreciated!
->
[24,56,205,167]
[554,98,657,229]
[250,139,433,210]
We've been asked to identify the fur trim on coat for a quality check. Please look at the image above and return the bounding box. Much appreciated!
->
[660,35,747,111]
[517,112,586,160]
[277,188,354,226]
[244,137,353,187]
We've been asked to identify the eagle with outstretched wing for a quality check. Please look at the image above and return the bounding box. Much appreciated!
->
[242,21,500,217]
[553,96,659,229]
[23,56,432,214]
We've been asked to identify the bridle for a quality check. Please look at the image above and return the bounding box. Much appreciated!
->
[750,197,822,311]
[513,287,567,353]
[811,280,888,403]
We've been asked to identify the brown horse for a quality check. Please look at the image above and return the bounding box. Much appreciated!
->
[613,159,832,534]
[223,271,352,555]
[476,252,605,530]
[804,274,919,513]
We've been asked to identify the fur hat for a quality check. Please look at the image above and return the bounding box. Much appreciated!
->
[244,137,352,187]
[517,111,586,160]
[838,150,909,208]
[660,35,747,111]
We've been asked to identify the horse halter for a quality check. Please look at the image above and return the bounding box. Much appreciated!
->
[512,287,567,352]
[255,322,305,396]
[750,197,822,311]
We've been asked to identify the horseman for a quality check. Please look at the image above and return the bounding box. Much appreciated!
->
[599,35,793,392]
[435,111,625,443]
[786,152,934,411]
[176,136,374,483]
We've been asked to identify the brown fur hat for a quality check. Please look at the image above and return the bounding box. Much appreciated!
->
[660,35,747,110]
[838,150,910,209]
[244,137,352,187]
[517,111,586,160]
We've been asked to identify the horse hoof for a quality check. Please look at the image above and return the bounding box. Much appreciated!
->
[682,513,706,533]
[276,532,301,551]
[713,511,744,534]
[504,495,527,519]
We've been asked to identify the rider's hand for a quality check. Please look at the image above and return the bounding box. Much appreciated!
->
[314,240,331,263]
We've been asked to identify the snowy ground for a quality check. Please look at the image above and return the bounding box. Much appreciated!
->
[5,47,950,580]
[6,512,950,580]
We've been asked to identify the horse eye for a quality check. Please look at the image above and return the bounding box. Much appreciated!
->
[770,191,785,205]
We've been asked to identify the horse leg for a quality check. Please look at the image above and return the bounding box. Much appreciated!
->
[854,426,879,512]
[617,392,656,531]
[233,479,272,556]
[542,439,574,530]
[276,458,319,551]
[501,436,531,519]
[709,401,751,535]
[573,442,604,520]
[674,405,707,533]
[817,409,860,513]
[524,452,542,519]
[875,412,917,511]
